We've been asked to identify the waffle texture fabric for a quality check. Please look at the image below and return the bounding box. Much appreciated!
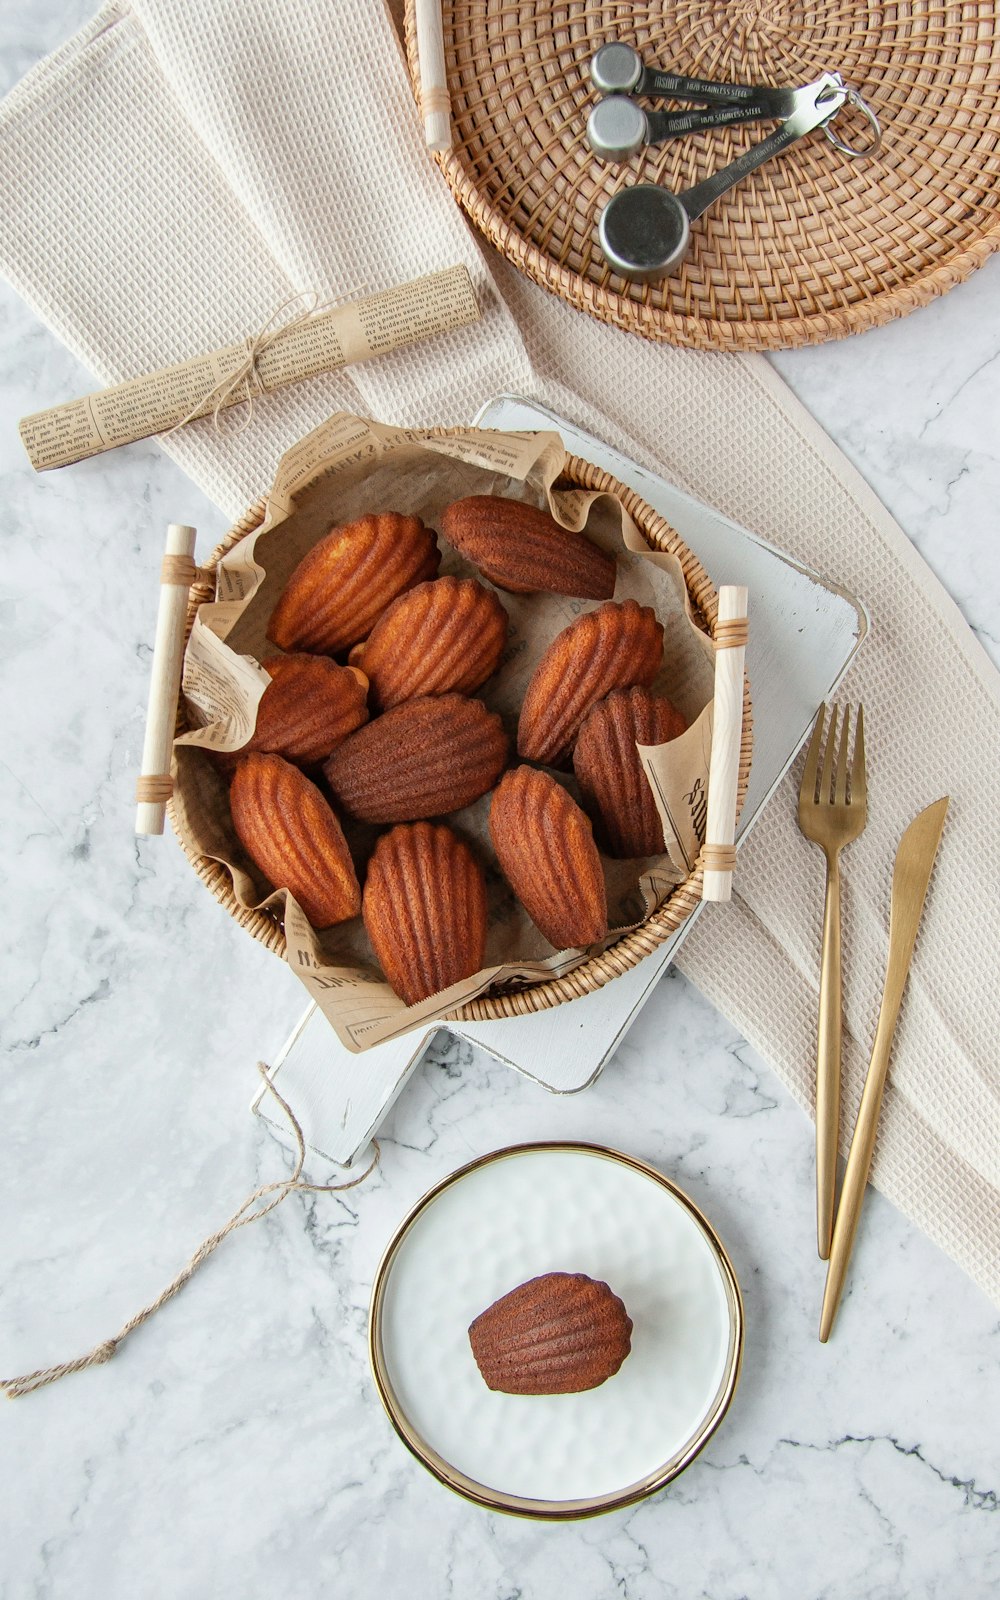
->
[1,0,997,1305]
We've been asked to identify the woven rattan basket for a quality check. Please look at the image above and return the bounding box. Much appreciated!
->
[404,2,1000,351]
[168,447,752,1025]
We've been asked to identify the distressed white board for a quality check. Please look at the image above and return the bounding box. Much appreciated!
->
[253,394,867,1167]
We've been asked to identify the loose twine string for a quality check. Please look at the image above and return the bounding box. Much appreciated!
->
[1,1064,379,1400]
[163,287,363,438]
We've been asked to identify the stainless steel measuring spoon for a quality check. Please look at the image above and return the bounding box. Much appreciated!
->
[598,73,868,282]
[591,40,792,111]
[587,94,793,162]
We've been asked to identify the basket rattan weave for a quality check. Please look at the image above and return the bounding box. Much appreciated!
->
[404,2,1000,351]
[169,447,752,1025]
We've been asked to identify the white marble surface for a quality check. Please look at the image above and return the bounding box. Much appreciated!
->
[1,6,999,1596]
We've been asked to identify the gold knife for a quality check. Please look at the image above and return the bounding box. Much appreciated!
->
[819,795,950,1342]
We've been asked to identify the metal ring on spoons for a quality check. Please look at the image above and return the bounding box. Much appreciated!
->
[823,87,882,158]
[599,74,850,282]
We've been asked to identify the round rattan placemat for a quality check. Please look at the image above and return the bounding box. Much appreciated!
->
[404,2,1000,351]
[168,448,752,1026]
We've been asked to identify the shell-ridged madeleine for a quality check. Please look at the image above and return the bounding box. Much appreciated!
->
[574,687,688,857]
[229,753,360,929]
[240,654,369,766]
[323,695,508,823]
[359,576,508,710]
[441,494,616,599]
[267,513,440,656]
[489,766,607,949]
[363,822,488,1005]
[517,599,664,766]
[469,1272,633,1395]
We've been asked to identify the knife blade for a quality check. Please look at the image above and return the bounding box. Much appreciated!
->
[819,796,950,1342]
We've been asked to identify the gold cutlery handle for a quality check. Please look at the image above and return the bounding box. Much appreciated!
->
[818,797,949,1343]
[816,852,842,1260]
[819,1015,893,1341]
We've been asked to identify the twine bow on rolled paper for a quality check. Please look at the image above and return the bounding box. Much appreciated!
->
[164,288,360,437]
[0,1066,379,1400]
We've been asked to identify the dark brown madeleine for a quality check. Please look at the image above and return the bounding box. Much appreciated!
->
[441,494,616,598]
[323,694,508,823]
[574,687,687,857]
[240,653,369,766]
[469,1272,633,1395]
[517,599,664,766]
[359,576,509,709]
[267,512,439,656]
[489,766,607,950]
[363,822,488,1005]
[229,753,360,929]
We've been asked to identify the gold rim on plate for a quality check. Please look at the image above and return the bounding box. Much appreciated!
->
[368,1140,744,1520]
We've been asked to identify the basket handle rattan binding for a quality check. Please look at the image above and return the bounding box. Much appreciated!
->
[135,523,206,837]
[702,584,749,903]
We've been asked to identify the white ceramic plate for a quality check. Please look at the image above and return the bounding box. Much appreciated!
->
[369,1143,743,1518]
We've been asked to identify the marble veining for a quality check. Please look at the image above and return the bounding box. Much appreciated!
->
[1,4,999,1597]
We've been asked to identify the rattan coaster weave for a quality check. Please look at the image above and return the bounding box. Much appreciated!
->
[405,2,1000,351]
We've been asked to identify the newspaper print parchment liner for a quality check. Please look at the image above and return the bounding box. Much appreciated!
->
[170,414,729,1051]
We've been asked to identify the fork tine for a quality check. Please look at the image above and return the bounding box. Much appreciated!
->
[820,705,839,804]
[852,703,867,806]
[835,705,851,804]
[799,704,826,804]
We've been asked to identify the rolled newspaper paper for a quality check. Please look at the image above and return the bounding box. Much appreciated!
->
[135,524,198,837]
[20,266,478,471]
[702,585,749,902]
[415,0,452,151]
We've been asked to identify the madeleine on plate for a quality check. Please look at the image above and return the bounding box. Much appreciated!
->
[469,1272,633,1395]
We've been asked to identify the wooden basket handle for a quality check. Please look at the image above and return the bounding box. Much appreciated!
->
[702,585,749,902]
[135,524,197,836]
[415,0,451,151]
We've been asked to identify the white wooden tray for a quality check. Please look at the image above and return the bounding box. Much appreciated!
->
[253,394,866,1167]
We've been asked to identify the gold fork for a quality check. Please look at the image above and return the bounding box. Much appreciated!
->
[796,704,867,1260]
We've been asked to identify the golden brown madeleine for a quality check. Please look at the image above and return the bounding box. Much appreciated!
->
[229,752,361,929]
[574,686,688,857]
[469,1272,633,1395]
[363,822,488,1005]
[267,512,440,655]
[517,598,664,766]
[240,653,369,766]
[440,494,616,598]
[489,766,607,949]
[359,576,509,710]
[323,694,508,823]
